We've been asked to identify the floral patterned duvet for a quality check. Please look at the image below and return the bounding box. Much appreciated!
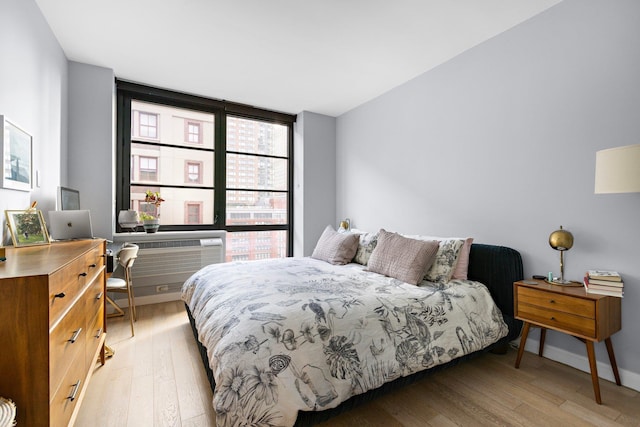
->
[181,257,508,427]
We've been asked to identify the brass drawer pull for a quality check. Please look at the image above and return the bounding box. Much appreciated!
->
[54,292,66,299]
[68,380,82,401]
[96,292,103,300]
[68,328,82,343]
[95,328,103,339]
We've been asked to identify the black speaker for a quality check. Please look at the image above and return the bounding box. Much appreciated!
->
[106,254,115,273]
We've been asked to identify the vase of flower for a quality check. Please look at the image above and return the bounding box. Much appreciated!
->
[140,190,165,233]
[139,213,160,233]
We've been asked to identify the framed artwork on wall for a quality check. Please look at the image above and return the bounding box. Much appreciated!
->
[1,115,32,191]
[5,209,50,247]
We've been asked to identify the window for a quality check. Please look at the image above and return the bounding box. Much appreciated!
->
[185,202,202,224]
[138,112,158,139]
[186,121,201,144]
[185,161,202,184]
[116,81,295,259]
[139,156,158,181]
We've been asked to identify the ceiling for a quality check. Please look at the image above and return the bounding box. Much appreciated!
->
[35,0,561,117]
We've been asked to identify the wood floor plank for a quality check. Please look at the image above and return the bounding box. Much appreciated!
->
[373,382,440,425]
[76,302,638,427]
[127,374,154,427]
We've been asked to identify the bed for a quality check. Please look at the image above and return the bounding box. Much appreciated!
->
[181,237,523,427]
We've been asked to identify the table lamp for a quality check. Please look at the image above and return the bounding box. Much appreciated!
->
[595,144,640,194]
[338,218,351,233]
[549,225,573,284]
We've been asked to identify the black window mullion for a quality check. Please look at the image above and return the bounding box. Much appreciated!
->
[287,124,294,255]
[115,93,132,232]
[215,111,226,228]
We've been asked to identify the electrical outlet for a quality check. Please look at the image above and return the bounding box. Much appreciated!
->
[156,285,169,292]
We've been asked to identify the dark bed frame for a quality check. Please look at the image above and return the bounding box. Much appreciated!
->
[185,243,523,426]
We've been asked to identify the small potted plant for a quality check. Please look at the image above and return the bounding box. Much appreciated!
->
[141,190,165,233]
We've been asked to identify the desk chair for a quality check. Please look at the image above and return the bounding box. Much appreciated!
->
[106,243,138,336]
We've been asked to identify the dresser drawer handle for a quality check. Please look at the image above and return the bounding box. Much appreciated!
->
[89,263,97,268]
[79,272,88,278]
[549,300,556,304]
[550,316,556,321]
[68,328,82,343]
[96,292,104,300]
[54,292,66,299]
[68,380,82,401]
[95,328,103,339]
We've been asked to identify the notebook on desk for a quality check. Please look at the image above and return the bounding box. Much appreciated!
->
[48,210,95,240]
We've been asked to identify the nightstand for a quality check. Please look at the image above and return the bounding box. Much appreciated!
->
[514,279,622,404]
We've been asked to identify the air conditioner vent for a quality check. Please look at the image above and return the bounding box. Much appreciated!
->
[135,239,203,250]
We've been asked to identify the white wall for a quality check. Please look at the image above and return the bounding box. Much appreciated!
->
[336,0,640,390]
[0,0,67,244]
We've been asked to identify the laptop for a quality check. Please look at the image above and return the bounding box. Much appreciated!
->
[48,210,94,240]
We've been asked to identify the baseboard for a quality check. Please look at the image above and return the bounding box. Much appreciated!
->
[522,338,640,392]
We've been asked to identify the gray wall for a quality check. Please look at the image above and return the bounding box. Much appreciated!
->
[336,0,640,390]
[0,0,68,244]
[293,111,337,256]
[68,62,115,239]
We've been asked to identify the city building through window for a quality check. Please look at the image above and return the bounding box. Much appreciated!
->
[116,81,295,260]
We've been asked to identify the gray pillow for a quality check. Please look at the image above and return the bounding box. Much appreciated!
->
[366,229,439,285]
[311,225,359,265]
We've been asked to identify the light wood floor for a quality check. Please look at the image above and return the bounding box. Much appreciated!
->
[76,301,640,427]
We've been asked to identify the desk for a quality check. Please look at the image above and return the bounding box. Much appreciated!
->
[514,279,622,404]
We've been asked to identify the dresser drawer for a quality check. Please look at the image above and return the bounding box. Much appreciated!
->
[49,247,104,325]
[50,349,86,427]
[50,299,87,397]
[517,302,597,338]
[85,303,105,369]
[517,287,595,318]
[84,273,105,317]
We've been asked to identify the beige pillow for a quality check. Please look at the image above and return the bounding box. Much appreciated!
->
[424,239,465,283]
[405,234,473,280]
[366,229,439,285]
[311,225,359,265]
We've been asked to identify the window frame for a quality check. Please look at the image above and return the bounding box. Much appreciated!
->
[115,80,295,256]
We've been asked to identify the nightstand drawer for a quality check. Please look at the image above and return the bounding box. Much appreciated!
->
[517,286,594,318]
[517,303,596,338]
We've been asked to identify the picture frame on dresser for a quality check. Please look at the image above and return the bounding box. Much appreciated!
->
[0,115,32,191]
[5,209,50,247]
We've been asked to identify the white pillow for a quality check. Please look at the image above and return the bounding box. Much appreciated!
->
[350,229,379,266]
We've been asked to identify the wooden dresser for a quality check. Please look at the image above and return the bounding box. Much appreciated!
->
[0,240,107,426]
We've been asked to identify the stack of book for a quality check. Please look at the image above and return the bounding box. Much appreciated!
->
[583,270,624,297]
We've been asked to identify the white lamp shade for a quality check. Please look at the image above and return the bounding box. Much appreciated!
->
[594,144,640,194]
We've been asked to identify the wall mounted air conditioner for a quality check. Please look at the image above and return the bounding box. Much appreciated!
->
[111,230,226,304]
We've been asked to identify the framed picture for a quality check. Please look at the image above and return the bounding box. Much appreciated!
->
[5,210,50,247]
[1,115,32,191]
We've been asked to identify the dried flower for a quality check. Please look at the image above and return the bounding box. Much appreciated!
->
[144,190,165,207]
